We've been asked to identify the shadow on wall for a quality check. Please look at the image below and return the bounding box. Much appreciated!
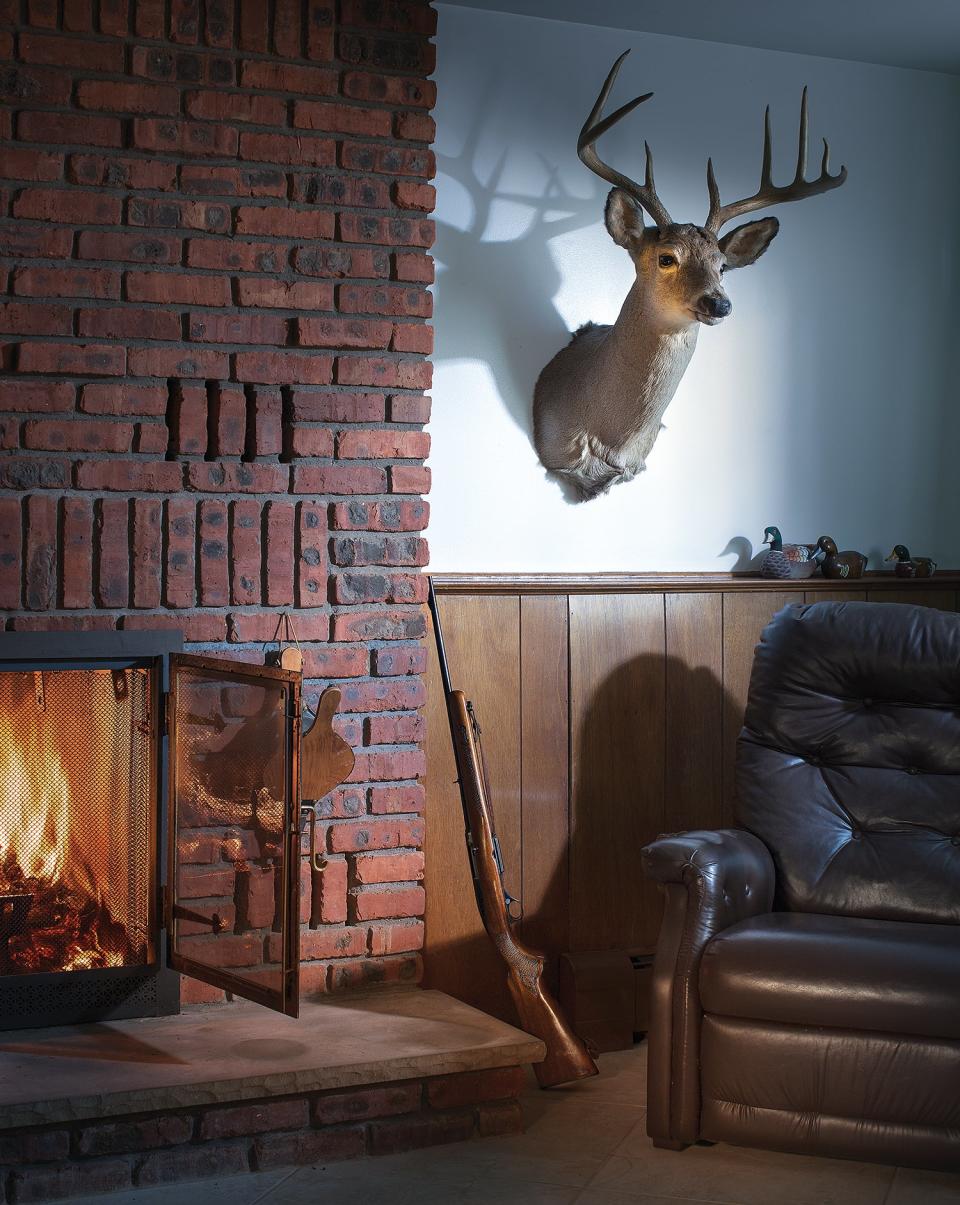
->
[565,653,738,955]
[425,651,740,1027]
[433,99,601,442]
[720,535,777,572]
[721,536,755,571]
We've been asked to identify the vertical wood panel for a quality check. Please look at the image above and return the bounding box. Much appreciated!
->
[665,593,723,832]
[424,578,959,1024]
[865,590,957,610]
[519,595,569,976]
[721,590,792,826]
[569,594,665,951]
[423,594,520,1020]
[804,590,867,603]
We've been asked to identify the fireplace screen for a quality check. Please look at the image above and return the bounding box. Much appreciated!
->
[0,667,156,977]
[168,655,301,1016]
[0,641,301,1026]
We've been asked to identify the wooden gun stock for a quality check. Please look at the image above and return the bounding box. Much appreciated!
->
[446,691,598,1087]
[429,581,598,1088]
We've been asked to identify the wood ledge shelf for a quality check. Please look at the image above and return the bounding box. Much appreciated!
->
[430,572,960,595]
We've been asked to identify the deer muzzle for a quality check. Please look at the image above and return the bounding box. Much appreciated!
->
[694,292,732,325]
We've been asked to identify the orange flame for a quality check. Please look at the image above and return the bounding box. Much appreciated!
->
[0,710,71,888]
[0,672,145,975]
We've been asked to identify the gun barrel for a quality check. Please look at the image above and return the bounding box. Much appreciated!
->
[427,577,454,697]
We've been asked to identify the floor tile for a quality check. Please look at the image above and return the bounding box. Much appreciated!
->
[530,1046,648,1110]
[575,1191,734,1205]
[257,1094,643,1196]
[590,1117,895,1205]
[884,1166,960,1203]
[54,1045,960,1205]
[65,1169,294,1205]
[422,1095,645,1187]
[262,1162,580,1203]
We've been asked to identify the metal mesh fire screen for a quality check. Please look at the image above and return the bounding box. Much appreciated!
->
[0,667,156,978]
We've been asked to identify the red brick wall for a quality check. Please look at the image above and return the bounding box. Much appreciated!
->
[0,0,435,1002]
[0,1067,525,1199]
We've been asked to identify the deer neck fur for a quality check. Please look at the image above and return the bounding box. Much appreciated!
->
[592,280,699,456]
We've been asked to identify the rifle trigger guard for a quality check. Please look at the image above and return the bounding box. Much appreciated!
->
[300,804,325,872]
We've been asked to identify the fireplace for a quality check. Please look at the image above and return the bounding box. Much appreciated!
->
[0,631,303,1031]
[0,663,156,978]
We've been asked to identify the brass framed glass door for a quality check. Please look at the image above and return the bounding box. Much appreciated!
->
[167,654,301,1016]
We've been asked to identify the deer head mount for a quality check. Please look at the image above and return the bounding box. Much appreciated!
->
[532,51,847,500]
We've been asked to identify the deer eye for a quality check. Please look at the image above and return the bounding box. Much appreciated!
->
[658,254,676,268]
[719,264,728,274]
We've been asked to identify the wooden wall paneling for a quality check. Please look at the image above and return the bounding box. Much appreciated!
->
[569,593,666,952]
[804,591,867,603]
[664,593,723,833]
[423,576,960,1031]
[720,590,792,826]
[423,594,521,1020]
[518,595,570,980]
[865,589,957,610]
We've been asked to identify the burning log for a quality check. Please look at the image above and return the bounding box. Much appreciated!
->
[0,857,140,974]
[0,894,32,974]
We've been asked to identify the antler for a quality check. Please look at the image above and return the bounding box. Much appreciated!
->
[704,87,846,235]
[577,49,672,229]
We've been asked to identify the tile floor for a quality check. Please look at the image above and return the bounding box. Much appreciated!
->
[69,1044,960,1205]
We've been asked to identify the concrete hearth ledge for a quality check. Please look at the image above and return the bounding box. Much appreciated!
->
[0,988,545,1130]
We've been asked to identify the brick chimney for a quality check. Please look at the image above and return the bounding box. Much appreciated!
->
[0,0,436,1003]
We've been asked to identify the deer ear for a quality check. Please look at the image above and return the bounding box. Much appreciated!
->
[718,216,779,268]
[605,188,646,249]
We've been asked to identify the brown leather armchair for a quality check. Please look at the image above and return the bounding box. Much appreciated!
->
[641,601,960,1172]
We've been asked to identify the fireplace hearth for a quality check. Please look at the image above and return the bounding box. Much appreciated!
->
[0,630,303,1031]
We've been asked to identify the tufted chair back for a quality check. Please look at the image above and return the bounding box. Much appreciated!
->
[735,601,960,924]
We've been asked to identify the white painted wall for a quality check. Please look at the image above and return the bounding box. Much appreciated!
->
[429,4,960,572]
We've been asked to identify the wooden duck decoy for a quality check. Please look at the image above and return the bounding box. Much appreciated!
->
[760,526,821,580]
[885,545,937,579]
[817,536,868,580]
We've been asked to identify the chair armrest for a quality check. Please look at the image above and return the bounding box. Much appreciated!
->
[642,827,775,918]
[641,828,775,1146]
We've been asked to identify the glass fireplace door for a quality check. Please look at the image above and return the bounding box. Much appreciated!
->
[167,654,301,1016]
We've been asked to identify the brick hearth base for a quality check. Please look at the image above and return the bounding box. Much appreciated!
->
[0,989,543,1203]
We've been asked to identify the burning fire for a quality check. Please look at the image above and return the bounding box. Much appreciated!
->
[0,712,71,884]
[0,673,145,976]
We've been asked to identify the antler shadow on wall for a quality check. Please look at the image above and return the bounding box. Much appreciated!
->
[432,101,601,443]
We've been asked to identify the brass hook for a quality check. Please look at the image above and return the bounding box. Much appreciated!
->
[300,804,325,873]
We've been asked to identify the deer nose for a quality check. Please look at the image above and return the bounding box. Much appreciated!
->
[699,294,732,319]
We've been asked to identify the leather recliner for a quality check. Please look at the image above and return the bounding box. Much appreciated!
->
[641,601,960,1171]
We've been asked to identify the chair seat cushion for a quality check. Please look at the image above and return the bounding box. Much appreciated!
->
[700,912,960,1040]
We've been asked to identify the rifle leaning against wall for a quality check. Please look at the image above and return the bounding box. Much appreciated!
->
[428,578,598,1088]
